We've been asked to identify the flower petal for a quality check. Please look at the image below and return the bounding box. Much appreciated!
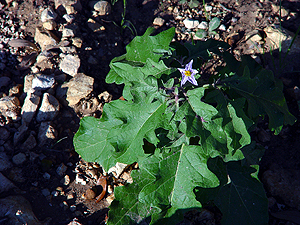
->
[186,59,194,71]
[181,75,189,86]
[188,75,198,86]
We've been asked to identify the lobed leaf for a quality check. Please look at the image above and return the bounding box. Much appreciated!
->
[222,66,296,134]
[108,145,220,225]
[74,99,172,171]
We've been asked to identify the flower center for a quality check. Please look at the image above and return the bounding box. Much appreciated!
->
[184,70,191,77]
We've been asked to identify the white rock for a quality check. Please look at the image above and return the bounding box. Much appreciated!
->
[36,93,60,123]
[59,54,80,76]
[62,27,76,38]
[198,21,208,29]
[12,153,26,165]
[205,5,213,12]
[183,18,200,29]
[32,74,55,91]
[108,162,128,178]
[75,173,86,185]
[63,14,75,23]
[21,93,41,124]
[153,17,165,26]
[92,1,111,15]
[43,20,57,30]
[218,24,226,31]
[62,174,70,185]
[41,8,57,23]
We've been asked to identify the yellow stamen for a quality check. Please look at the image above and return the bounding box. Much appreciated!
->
[184,70,191,76]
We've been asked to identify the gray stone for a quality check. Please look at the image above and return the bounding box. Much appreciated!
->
[87,55,98,64]
[21,93,41,124]
[38,121,57,147]
[43,20,57,31]
[12,153,26,165]
[0,76,11,89]
[34,27,59,51]
[183,18,200,29]
[59,54,80,76]
[0,96,21,120]
[0,127,10,142]
[56,73,94,106]
[24,74,35,93]
[56,163,67,176]
[60,46,77,54]
[9,167,26,183]
[262,169,300,210]
[36,93,60,122]
[41,188,50,196]
[55,0,82,13]
[0,152,12,171]
[0,172,16,194]
[21,132,37,150]
[41,8,58,22]
[0,195,42,224]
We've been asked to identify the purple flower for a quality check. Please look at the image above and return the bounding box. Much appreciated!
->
[177,60,198,86]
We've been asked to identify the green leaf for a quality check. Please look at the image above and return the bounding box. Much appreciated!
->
[208,17,221,31]
[188,0,200,8]
[195,159,268,225]
[195,29,207,39]
[184,39,230,61]
[223,66,296,134]
[108,145,220,225]
[184,88,250,161]
[74,99,172,171]
[215,161,269,225]
[126,27,175,63]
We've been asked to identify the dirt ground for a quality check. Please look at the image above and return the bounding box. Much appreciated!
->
[1,0,300,224]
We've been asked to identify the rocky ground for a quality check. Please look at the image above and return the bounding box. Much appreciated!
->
[1,0,300,224]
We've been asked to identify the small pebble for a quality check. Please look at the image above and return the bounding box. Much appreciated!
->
[218,24,226,31]
[70,205,76,212]
[205,5,213,12]
[41,188,50,197]
[43,172,51,179]
[12,153,26,165]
